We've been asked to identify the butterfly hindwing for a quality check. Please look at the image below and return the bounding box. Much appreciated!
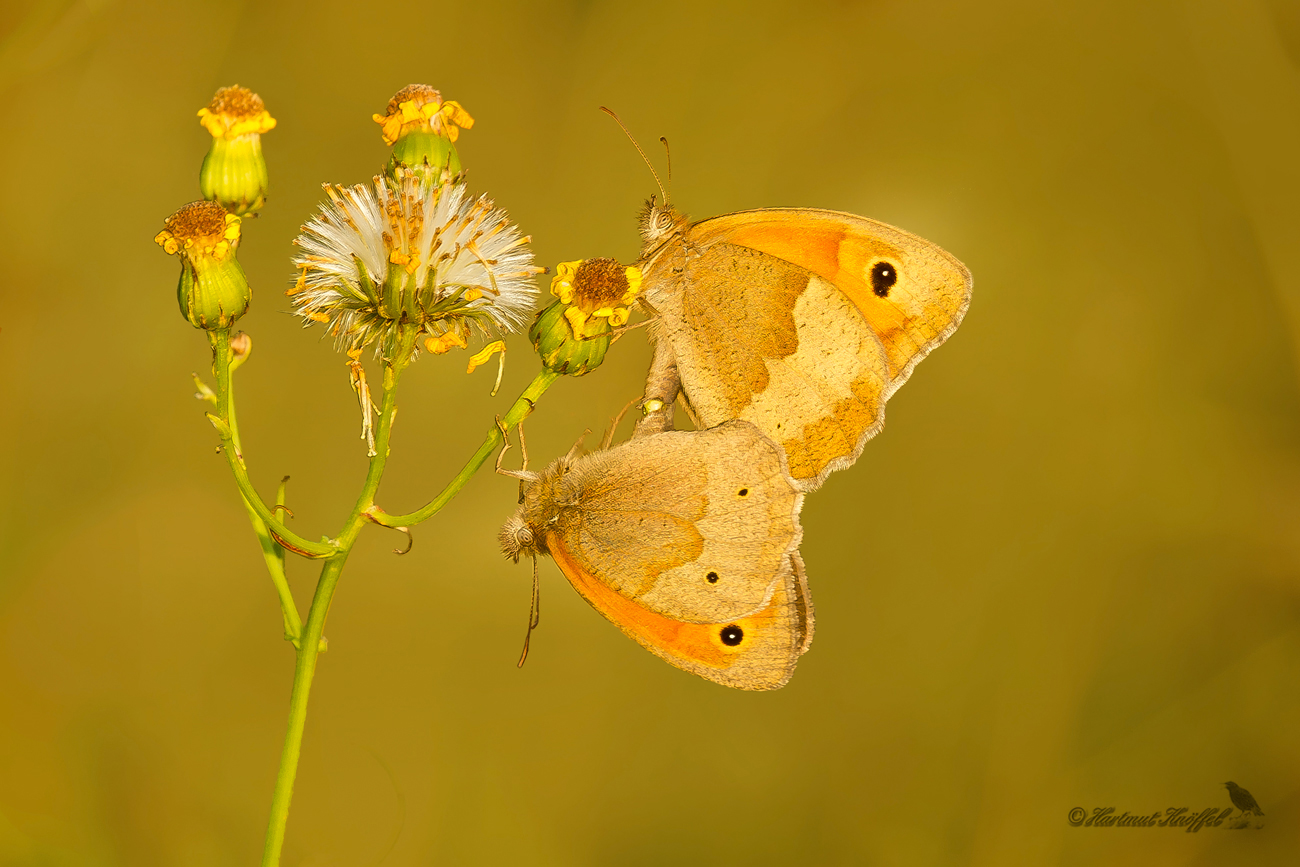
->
[548,536,814,690]
[555,421,803,624]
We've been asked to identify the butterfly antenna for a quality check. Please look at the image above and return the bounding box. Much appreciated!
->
[659,136,672,204]
[600,106,667,205]
[517,555,541,668]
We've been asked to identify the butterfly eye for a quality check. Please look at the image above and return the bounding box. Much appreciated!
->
[498,515,533,561]
[870,260,899,298]
[719,625,744,646]
[655,212,673,231]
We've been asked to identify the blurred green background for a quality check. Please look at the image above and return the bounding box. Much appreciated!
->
[2,0,1298,864]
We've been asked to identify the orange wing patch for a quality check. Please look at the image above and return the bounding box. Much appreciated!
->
[690,209,971,385]
[547,532,796,688]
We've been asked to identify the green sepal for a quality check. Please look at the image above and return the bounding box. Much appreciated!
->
[529,299,610,376]
[200,135,269,216]
[178,254,251,330]
[387,131,461,185]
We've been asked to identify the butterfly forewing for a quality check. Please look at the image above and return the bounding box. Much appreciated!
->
[639,207,971,490]
[690,208,972,388]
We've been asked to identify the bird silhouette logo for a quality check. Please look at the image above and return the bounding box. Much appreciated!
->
[1224,782,1264,816]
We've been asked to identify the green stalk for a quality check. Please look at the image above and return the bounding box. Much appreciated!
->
[369,368,558,528]
[210,330,336,559]
[226,350,303,643]
[256,345,557,863]
[260,327,417,867]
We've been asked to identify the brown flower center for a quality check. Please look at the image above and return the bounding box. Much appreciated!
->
[571,258,629,311]
[206,85,265,120]
[385,84,441,115]
[164,201,231,243]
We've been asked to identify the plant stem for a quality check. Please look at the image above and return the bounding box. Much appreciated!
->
[210,330,336,559]
[226,350,303,642]
[258,350,555,864]
[369,368,558,527]
[261,329,415,867]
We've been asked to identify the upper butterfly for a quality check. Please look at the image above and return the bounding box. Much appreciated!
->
[635,199,972,490]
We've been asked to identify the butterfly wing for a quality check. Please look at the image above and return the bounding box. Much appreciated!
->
[557,421,803,624]
[548,535,814,690]
[642,208,971,490]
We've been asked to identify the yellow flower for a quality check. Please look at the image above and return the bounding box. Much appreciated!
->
[197,85,276,215]
[197,85,277,139]
[373,84,473,144]
[155,201,249,329]
[529,258,642,377]
[548,258,642,334]
[373,85,473,185]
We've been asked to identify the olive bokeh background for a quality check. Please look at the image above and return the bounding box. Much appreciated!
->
[2,0,1299,864]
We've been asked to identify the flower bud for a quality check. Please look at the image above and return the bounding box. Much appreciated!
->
[530,299,609,376]
[373,84,473,185]
[529,258,642,376]
[197,86,276,216]
[155,201,250,329]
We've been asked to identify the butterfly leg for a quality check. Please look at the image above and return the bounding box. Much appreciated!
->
[517,416,530,473]
[494,416,538,482]
[562,429,591,463]
[581,316,653,345]
[600,396,643,450]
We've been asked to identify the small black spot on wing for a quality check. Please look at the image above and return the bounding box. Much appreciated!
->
[871,261,897,298]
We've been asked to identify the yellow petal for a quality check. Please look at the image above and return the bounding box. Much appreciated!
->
[374,112,405,145]
[443,101,474,129]
[564,305,587,336]
[425,331,468,354]
[466,340,506,373]
[622,266,643,303]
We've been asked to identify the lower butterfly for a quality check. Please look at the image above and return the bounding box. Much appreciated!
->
[498,420,813,690]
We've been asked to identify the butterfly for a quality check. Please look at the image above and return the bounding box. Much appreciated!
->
[632,188,971,490]
[499,420,813,690]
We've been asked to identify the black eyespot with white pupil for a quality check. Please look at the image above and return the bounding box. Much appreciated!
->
[720,625,744,646]
[706,571,719,584]
[871,261,898,298]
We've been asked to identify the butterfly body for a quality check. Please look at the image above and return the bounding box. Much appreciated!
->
[500,421,813,690]
[636,201,972,490]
